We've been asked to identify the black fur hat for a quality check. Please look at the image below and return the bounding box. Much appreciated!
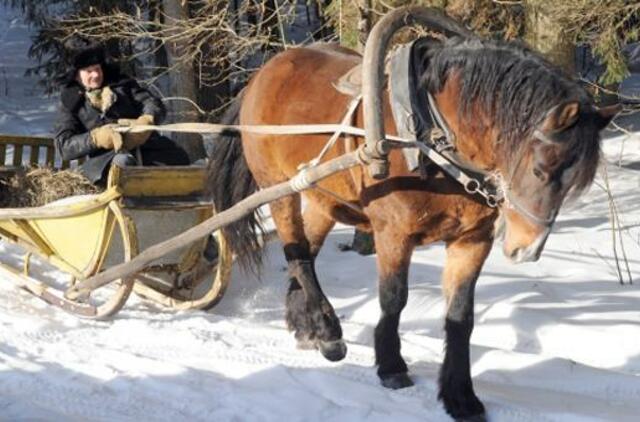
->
[65,35,106,71]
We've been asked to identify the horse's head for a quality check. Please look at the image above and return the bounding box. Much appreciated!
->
[423,38,621,263]
[496,101,620,262]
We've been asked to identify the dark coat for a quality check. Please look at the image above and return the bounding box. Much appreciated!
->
[53,65,189,182]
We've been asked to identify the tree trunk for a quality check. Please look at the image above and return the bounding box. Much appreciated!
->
[192,1,230,121]
[356,0,373,53]
[524,0,575,74]
[280,0,327,45]
[161,0,205,161]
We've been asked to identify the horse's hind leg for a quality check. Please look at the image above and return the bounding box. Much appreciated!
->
[270,195,346,361]
[373,228,415,389]
[438,236,492,421]
[286,205,336,349]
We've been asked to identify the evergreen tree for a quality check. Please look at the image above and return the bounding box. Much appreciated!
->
[323,0,639,84]
[1,0,140,93]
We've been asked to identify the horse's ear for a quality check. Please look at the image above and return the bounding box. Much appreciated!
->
[540,101,580,134]
[594,103,622,130]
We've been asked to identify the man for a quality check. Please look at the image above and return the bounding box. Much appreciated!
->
[54,37,190,183]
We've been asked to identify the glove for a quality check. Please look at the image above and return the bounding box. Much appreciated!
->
[117,114,154,150]
[90,125,123,151]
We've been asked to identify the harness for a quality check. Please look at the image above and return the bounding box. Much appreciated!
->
[386,38,503,208]
[120,41,559,225]
[332,38,558,224]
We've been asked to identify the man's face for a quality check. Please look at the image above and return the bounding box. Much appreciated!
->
[76,64,103,90]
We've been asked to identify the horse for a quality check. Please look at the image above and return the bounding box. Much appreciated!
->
[206,9,619,421]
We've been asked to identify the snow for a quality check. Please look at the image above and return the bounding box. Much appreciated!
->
[1,4,640,422]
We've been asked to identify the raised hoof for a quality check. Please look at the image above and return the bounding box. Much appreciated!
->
[317,339,347,362]
[380,372,414,390]
[455,414,486,422]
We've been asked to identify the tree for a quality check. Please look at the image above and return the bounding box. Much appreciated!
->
[1,0,137,93]
[160,0,204,159]
[524,0,575,73]
[551,0,640,84]
[322,0,638,84]
[7,0,637,114]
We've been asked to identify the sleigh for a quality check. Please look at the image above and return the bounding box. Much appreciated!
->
[0,134,232,318]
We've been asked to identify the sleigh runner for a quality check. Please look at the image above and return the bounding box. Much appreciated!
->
[0,134,232,318]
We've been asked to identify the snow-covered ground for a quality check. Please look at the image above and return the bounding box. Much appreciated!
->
[1,4,640,422]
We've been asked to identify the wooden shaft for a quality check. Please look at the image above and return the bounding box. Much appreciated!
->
[361,6,476,179]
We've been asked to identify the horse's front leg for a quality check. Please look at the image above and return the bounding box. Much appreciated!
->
[439,236,492,422]
[373,229,415,389]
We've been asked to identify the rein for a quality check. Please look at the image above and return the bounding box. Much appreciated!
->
[117,121,502,208]
[118,101,555,225]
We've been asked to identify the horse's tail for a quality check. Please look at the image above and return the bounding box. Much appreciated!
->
[206,90,264,273]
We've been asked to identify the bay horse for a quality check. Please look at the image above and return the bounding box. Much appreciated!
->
[207,11,619,422]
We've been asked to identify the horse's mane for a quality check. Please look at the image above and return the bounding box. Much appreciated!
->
[420,37,600,192]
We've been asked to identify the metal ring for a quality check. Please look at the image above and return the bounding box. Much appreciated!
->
[486,195,498,208]
[464,179,480,194]
[405,113,417,135]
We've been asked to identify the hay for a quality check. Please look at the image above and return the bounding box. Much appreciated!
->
[0,167,102,208]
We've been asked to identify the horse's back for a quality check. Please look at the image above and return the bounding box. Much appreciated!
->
[240,44,362,184]
[242,43,360,122]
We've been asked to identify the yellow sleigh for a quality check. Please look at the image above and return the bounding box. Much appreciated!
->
[0,134,232,318]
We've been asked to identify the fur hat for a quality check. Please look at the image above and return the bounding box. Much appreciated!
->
[65,35,106,71]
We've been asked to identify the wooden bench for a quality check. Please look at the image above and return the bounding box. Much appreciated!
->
[0,134,85,169]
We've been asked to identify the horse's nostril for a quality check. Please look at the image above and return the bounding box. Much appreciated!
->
[506,246,531,263]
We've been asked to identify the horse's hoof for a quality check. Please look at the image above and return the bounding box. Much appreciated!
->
[380,372,414,390]
[455,414,486,422]
[440,388,485,421]
[317,339,347,362]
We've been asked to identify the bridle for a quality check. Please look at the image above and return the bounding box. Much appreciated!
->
[423,91,558,227]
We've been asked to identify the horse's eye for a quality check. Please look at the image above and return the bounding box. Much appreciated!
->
[533,167,546,181]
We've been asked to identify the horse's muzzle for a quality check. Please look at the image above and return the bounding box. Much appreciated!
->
[504,227,551,263]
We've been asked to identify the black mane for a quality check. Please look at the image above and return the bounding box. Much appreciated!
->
[420,37,600,191]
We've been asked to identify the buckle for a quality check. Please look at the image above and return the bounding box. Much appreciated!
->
[430,128,453,152]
